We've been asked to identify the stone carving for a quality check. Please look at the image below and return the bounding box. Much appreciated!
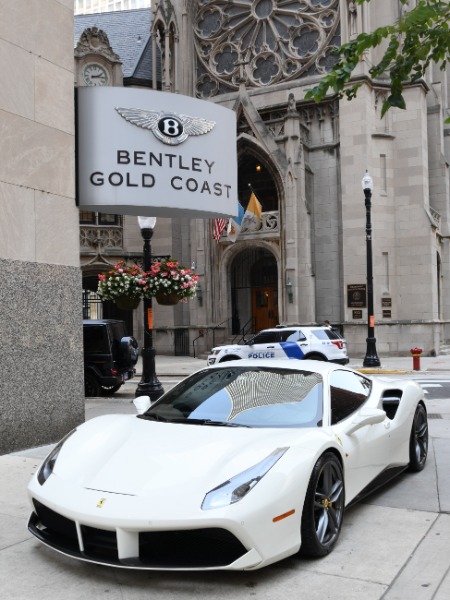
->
[74,27,121,62]
[194,0,340,97]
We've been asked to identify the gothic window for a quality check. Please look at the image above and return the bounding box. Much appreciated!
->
[79,212,121,226]
[194,0,340,98]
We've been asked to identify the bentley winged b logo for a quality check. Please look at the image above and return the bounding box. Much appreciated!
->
[115,107,216,146]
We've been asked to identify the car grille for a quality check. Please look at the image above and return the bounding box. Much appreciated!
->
[29,500,248,569]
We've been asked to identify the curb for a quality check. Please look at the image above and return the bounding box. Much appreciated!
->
[356,369,412,375]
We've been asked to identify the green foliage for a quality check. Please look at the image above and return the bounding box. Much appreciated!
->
[305,0,450,122]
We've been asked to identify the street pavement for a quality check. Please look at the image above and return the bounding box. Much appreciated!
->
[1,353,450,599]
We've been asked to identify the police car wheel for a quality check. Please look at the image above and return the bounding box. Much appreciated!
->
[306,353,327,362]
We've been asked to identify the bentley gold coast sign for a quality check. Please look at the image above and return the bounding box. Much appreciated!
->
[77,88,238,218]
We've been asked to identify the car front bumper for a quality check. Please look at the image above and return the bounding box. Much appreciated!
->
[27,476,302,571]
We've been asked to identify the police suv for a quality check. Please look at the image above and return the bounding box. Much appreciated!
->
[207,325,349,365]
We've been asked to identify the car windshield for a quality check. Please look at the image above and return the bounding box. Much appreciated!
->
[140,366,323,428]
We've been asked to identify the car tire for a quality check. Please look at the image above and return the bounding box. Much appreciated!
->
[408,403,428,472]
[219,355,241,362]
[84,372,100,397]
[300,452,345,558]
[100,383,123,396]
[305,353,327,362]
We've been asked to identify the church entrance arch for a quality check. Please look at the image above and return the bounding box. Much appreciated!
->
[230,247,278,335]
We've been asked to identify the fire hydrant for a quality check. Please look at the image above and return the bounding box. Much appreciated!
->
[410,347,423,371]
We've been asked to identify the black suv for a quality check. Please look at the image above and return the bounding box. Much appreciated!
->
[83,319,139,397]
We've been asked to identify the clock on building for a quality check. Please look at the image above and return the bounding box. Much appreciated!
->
[82,63,109,86]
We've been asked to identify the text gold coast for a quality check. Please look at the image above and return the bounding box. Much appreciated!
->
[88,149,233,198]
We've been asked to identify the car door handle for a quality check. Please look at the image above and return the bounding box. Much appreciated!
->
[267,346,275,348]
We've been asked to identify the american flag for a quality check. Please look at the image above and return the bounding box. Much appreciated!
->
[212,218,228,242]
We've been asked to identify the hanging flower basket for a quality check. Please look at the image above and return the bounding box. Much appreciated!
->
[155,292,181,306]
[97,261,148,306]
[114,296,141,310]
[145,258,199,303]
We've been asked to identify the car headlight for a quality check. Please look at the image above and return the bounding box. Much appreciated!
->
[210,349,220,356]
[202,447,288,510]
[37,429,76,485]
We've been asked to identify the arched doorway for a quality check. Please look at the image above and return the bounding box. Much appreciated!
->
[231,247,278,335]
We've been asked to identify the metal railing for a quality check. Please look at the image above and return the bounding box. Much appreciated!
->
[232,317,256,344]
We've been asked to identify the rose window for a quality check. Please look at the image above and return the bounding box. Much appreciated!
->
[194,0,340,98]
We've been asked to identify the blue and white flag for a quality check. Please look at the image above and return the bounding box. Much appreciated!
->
[227,192,262,242]
[227,201,245,242]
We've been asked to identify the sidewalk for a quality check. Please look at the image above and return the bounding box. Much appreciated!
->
[1,353,450,599]
[149,352,450,377]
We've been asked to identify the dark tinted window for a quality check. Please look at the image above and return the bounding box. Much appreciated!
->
[83,326,109,354]
[251,331,280,344]
[109,322,127,343]
[330,370,371,424]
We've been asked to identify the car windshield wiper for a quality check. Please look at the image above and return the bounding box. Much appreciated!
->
[140,414,249,427]
[139,413,170,422]
[173,418,249,427]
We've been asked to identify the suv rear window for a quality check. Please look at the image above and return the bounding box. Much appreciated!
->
[83,326,109,354]
[312,329,341,341]
[108,322,127,343]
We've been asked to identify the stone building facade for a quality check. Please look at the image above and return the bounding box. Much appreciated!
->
[150,0,450,358]
[0,0,84,454]
[75,0,450,360]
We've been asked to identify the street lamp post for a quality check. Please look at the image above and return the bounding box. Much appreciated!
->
[362,171,381,368]
[135,216,164,400]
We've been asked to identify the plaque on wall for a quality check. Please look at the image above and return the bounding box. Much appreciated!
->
[382,298,392,307]
[352,310,363,319]
[347,284,367,308]
[383,310,391,318]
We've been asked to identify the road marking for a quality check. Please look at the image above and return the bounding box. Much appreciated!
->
[413,380,450,384]
[420,384,443,388]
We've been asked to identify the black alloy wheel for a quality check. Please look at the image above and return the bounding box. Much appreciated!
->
[409,403,428,472]
[300,452,345,557]
[84,372,100,397]
[100,383,123,396]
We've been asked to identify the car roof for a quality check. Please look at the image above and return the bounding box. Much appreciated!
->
[206,358,354,376]
[256,326,329,332]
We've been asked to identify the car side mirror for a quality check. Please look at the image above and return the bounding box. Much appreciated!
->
[133,396,151,414]
[343,408,386,436]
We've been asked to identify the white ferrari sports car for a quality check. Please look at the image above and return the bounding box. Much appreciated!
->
[28,360,428,571]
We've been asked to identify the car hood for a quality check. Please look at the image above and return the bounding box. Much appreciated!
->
[210,344,242,353]
[52,415,321,498]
